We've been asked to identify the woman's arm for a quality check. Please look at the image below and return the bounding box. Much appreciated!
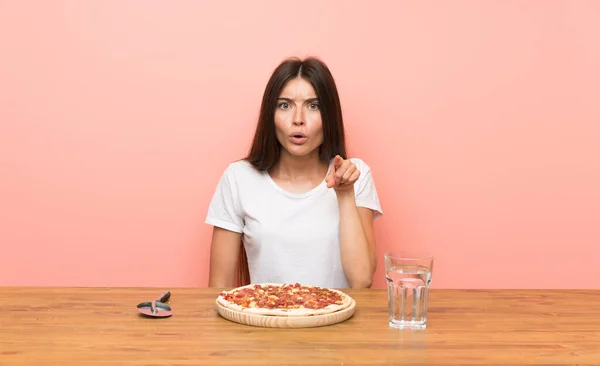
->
[326,155,378,288]
[208,227,243,287]
[337,189,377,288]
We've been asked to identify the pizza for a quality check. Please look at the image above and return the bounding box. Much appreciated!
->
[216,283,353,317]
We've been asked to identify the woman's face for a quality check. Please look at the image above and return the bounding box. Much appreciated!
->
[274,77,323,159]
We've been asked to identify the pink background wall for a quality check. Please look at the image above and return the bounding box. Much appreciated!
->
[1,1,599,289]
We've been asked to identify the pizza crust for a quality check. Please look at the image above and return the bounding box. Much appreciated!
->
[216,283,353,317]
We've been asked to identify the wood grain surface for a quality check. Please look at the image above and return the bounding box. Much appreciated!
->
[1,287,599,365]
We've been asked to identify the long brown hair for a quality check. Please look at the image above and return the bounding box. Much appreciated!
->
[237,56,348,285]
[246,56,347,171]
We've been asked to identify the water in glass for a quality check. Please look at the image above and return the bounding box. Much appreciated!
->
[386,258,433,330]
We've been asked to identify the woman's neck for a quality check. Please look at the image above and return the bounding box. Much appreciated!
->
[269,150,329,182]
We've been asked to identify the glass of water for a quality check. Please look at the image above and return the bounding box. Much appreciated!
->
[385,251,434,330]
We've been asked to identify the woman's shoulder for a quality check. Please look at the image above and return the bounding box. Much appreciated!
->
[347,157,378,189]
[220,159,264,180]
[348,157,372,173]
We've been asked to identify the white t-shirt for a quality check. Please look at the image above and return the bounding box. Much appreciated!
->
[205,157,383,288]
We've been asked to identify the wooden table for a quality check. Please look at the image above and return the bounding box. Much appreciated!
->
[1,287,599,365]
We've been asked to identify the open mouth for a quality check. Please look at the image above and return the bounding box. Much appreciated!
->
[289,133,307,144]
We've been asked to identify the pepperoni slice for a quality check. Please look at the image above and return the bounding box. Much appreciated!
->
[222,284,343,310]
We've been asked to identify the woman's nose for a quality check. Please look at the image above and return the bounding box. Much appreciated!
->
[293,109,305,126]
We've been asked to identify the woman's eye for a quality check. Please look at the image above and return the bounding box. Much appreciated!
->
[278,102,290,110]
[308,103,320,110]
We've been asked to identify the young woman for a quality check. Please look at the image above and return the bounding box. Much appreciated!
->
[206,57,382,289]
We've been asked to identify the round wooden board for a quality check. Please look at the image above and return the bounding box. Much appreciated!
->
[215,299,356,328]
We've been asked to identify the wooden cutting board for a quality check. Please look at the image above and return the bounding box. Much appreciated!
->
[215,298,356,328]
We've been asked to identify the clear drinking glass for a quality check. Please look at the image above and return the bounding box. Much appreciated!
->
[384,251,434,330]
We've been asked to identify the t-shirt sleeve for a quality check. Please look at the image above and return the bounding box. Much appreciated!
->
[354,159,383,220]
[205,165,244,233]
